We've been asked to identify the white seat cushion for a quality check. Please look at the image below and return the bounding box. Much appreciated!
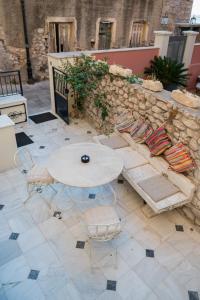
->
[100,135,129,149]
[121,132,137,149]
[84,206,121,238]
[116,147,148,170]
[27,164,54,185]
[126,164,160,184]
[84,206,120,225]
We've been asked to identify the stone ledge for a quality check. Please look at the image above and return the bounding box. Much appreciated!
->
[132,83,200,120]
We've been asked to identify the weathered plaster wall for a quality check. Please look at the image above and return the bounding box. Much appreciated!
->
[0,0,193,80]
[162,0,193,24]
[93,47,159,75]
[85,73,200,226]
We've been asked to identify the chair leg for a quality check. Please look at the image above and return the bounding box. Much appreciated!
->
[49,184,57,194]
[108,183,117,206]
[89,239,93,264]
[89,239,96,271]
[23,184,35,205]
[115,248,118,269]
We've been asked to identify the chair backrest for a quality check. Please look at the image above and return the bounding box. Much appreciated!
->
[14,148,34,174]
[88,221,121,242]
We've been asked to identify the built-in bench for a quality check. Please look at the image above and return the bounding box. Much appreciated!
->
[93,132,195,214]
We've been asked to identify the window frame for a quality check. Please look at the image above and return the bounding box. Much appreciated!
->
[95,18,116,50]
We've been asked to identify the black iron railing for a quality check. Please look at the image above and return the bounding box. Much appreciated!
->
[0,70,23,97]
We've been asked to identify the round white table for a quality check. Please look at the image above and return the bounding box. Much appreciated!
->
[47,142,124,188]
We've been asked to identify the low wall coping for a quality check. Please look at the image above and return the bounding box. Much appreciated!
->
[133,83,200,120]
[48,46,159,59]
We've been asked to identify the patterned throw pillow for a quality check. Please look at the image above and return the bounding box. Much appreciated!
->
[115,118,135,133]
[164,143,196,173]
[131,121,154,144]
[129,119,144,137]
[146,126,171,156]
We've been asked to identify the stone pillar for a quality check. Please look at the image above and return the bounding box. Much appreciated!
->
[182,31,198,68]
[154,31,172,57]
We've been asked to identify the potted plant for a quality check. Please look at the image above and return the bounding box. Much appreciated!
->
[144,56,189,91]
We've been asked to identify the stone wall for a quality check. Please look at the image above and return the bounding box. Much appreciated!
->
[30,28,48,80]
[85,73,200,227]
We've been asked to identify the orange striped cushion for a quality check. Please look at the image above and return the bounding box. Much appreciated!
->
[164,143,196,173]
[146,127,171,156]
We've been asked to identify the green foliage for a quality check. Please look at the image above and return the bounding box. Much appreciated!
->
[144,56,189,90]
[94,93,108,120]
[126,74,142,84]
[63,55,109,119]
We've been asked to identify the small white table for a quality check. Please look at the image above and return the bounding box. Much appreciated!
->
[47,143,124,188]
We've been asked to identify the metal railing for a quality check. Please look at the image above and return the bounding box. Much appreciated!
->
[0,70,23,97]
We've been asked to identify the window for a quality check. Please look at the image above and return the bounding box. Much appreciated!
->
[129,21,148,47]
[98,21,112,50]
[47,17,77,53]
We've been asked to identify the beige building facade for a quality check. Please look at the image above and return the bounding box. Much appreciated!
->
[0,0,193,81]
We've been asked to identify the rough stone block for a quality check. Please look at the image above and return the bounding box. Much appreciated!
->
[189,138,199,152]
[156,101,168,111]
[182,118,200,130]
[173,120,186,131]
[152,106,162,113]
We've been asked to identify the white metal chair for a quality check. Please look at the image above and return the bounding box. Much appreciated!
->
[84,205,121,268]
[14,148,56,204]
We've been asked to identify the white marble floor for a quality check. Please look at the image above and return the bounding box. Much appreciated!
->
[0,115,200,300]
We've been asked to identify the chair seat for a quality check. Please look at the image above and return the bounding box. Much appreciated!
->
[84,206,121,239]
[27,164,54,185]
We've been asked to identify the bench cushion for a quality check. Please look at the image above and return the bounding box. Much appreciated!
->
[100,135,129,149]
[126,164,160,183]
[116,147,148,170]
[138,175,179,202]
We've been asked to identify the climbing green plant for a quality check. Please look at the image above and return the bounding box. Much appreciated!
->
[63,54,109,120]
[126,74,143,84]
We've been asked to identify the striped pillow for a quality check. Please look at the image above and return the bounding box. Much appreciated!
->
[146,126,171,156]
[164,143,196,173]
[129,119,144,137]
[131,122,154,143]
[115,118,135,133]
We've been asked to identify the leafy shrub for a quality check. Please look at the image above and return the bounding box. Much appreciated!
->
[63,55,109,119]
[144,56,189,90]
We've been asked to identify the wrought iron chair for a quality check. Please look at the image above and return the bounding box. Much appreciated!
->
[84,205,122,268]
[14,148,56,205]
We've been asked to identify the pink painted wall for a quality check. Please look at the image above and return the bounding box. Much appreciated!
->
[188,44,200,90]
[92,48,159,75]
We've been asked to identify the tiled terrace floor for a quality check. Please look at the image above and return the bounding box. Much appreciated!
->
[0,82,200,300]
